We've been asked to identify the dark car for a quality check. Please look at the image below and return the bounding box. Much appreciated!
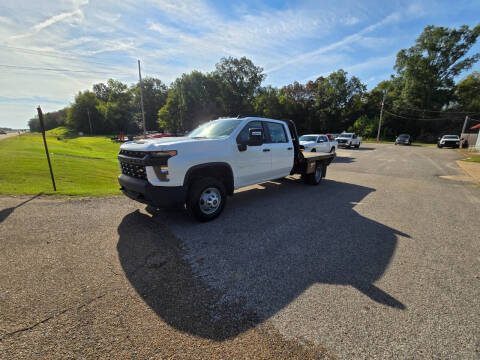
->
[0,130,7,135]
[395,134,412,145]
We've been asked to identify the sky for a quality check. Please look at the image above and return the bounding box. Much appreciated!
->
[0,0,479,129]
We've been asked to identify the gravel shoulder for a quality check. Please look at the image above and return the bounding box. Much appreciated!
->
[1,143,479,359]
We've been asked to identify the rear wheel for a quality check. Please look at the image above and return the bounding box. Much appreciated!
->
[303,162,324,185]
[330,147,336,154]
[187,177,226,221]
[354,142,360,149]
[311,148,316,152]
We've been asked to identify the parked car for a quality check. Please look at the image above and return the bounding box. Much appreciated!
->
[118,117,335,221]
[145,132,173,139]
[395,134,412,145]
[437,135,460,148]
[0,130,7,135]
[299,134,338,153]
[336,132,362,148]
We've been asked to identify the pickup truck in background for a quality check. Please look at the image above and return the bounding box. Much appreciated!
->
[299,134,337,154]
[336,132,362,148]
[118,117,335,221]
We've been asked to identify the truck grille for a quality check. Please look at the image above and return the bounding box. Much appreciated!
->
[120,161,147,180]
[337,139,347,144]
[119,150,146,158]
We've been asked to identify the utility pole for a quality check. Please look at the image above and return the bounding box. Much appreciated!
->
[137,59,147,137]
[86,108,93,135]
[376,91,387,143]
[461,115,469,135]
[37,106,56,191]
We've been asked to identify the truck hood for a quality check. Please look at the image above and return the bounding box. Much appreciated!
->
[299,140,316,147]
[120,137,224,151]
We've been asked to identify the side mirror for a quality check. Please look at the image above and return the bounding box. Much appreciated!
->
[237,143,247,152]
[248,128,263,146]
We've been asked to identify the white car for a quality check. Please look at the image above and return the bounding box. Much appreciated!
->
[336,133,362,148]
[437,135,460,148]
[118,117,335,221]
[299,134,337,154]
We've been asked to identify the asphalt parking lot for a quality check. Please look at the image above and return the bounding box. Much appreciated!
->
[1,143,479,359]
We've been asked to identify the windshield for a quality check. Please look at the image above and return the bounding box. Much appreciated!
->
[398,134,410,139]
[299,135,318,142]
[339,133,352,138]
[188,119,243,139]
[443,135,459,139]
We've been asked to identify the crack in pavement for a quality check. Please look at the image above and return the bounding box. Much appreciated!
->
[0,293,107,341]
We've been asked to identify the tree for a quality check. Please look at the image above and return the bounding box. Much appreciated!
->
[253,86,284,119]
[213,56,265,115]
[66,91,103,134]
[158,71,223,133]
[394,24,480,110]
[132,77,168,132]
[315,69,366,132]
[456,71,480,112]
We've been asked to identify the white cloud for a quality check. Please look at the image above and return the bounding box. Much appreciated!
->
[264,12,402,74]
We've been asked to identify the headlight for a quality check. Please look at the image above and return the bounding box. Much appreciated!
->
[151,150,177,157]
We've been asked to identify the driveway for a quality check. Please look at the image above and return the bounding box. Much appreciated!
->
[0,132,19,141]
[0,144,479,359]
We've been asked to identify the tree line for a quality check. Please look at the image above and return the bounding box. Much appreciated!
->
[29,24,480,141]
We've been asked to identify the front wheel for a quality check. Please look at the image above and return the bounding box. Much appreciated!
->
[311,148,316,152]
[187,177,226,221]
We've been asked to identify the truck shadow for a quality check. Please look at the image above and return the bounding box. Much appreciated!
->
[117,179,408,341]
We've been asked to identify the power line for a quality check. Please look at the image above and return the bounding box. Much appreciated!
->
[0,64,133,76]
[0,44,121,66]
[402,106,479,115]
[384,110,465,121]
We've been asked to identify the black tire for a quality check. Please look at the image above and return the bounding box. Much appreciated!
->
[311,148,316,152]
[330,147,336,154]
[303,162,324,185]
[187,177,226,222]
[354,142,360,149]
[437,144,443,148]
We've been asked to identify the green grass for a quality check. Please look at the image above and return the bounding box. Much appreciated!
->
[0,133,122,196]
[45,126,75,137]
[462,157,480,163]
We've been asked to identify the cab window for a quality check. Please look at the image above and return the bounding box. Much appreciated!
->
[236,121,264,145]
[264,122,288,143]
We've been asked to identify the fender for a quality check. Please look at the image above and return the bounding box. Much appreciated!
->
[183,162,235,195]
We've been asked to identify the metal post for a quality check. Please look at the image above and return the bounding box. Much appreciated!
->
[461,115,469,135]
[37,106,56,191]
[376,91,386,143]
[87,108,93,135]
[137,59,147,137]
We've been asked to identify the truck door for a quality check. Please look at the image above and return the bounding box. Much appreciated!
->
[263,121,294,179]
[317,135,330,152]
[233,121,272,187]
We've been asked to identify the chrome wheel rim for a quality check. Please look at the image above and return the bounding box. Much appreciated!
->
[315,166,322,182]
[199,187,221,215]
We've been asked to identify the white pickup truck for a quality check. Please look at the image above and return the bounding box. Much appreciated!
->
[336,132,362,148]
[118,117,335,221]
[299,134,337,154]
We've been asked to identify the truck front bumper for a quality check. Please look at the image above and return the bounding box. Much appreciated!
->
[118,174,187,208]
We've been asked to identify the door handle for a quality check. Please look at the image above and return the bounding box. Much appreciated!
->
[262,148,270,152]
[287,147,293,150]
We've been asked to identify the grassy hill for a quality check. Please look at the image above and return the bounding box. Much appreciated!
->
[0,131,122,196]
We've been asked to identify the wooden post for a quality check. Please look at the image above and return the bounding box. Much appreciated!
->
[37,106,56,191]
